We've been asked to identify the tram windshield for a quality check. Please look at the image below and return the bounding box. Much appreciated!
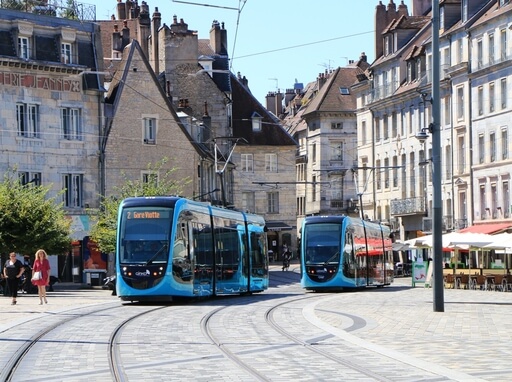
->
[304,223,341,264]
[118,207,173,264]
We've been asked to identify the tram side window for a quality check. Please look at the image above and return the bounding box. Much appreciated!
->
[215,228,240,266]
[172,219,192,283]
[343,233,356,278]
[252,232,266,266]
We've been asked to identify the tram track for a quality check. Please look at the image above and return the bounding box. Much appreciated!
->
[109,305,169,382]
[200,303,271,381]
[0,303,120,382]
[264,295,395,382]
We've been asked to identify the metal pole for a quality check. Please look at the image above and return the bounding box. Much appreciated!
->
[432,0,444,312]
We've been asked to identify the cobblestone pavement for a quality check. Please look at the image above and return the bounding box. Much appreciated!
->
[1,265,511,381]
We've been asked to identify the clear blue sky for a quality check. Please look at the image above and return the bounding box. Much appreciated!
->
[92,0,412,105]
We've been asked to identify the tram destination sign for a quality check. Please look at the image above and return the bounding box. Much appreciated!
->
[126,210,171,219]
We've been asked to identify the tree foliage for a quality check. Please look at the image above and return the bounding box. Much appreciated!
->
[0,171,71,257]
[89,158,190,254]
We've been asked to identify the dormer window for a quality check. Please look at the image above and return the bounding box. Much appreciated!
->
[384,34,393,56]
[60,28,76,65]
[18,37,29,59]
[61,43,73,64]
[407,61,416,82]
[251,112,262,132]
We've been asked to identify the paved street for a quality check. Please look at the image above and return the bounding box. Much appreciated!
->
[1,264,511,381]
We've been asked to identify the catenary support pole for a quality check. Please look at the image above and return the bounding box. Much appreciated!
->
[432,0,444,312]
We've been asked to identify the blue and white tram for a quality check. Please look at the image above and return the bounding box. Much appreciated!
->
[116,197,268,301]
[300,216,394,291]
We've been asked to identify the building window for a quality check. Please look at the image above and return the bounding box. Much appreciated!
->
[331,122,343,129]
[477,86,484,115]
[489,33,495,65]
[311,175,317,202]
[19,172,41,186]
[490,132,496,162]
[61,43,73,64]
[142,172,158,187]
[63,174,83,208]
[391,112,397,138]
[265,153,278,172]
[477,39,483,69]
[500,28,507,60]
[311,142,317,163]
[16,103,39,138]
[376,159,381,190]
[445,145,452,180]
[18,37,29,59]
[502,128,509,160]
[384,157,389,188]
[392,156,398,188]
[457,86,464,120]
[241,154,253,172]
[143,117,156,144]
[242,192,255,213]
[479,134,485,164]
[61,107,81,140]
[267,192,279,213]
[503,181,510,218]
[489,82,495,112]
[443,95,451,126]
[331,142,343,161]
[501,78,507,109]
[457,135,465,174]
[480,184,486,219]
[361,120,367,145]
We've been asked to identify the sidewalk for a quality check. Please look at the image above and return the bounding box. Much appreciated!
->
[0,282,118,331]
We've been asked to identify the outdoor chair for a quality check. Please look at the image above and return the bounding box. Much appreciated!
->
[474,275,486,290]
[493,274,504,292]
[456,274,469,289]
[444,274,455,289]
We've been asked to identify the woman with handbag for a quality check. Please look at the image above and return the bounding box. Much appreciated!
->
[32,249,51,305]
[3,252,25,305]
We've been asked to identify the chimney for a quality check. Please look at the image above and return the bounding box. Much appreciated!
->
[121,20,130,49]
[374,0,404,59]
[117,0,126,20]
[398,0,408,17]
[112,24,122,54]
[360,52,367,62]
[411,0,430,16]
[266,92,276,115]
[151,7,161,74]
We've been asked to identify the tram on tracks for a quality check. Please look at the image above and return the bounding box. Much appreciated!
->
[116,196,268,301]
[300,215,394,291]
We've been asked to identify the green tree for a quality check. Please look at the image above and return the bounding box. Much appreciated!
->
[89,158,190,254]
[0,171,71,257]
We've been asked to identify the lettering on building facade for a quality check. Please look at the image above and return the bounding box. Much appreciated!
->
[0,72,81,92]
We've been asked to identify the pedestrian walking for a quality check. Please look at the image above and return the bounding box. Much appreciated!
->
[3,252,25,305]
[32,249,50,305]
[282,250,292,271]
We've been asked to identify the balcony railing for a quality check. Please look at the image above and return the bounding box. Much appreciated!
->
[0,0,96,21]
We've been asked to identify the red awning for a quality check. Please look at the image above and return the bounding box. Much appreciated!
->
[459,223,512,235]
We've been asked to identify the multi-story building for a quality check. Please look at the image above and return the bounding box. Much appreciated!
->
[356,0,512,245]
[0,6,104,278]
[98,2,298,253]
[282,59,369,246]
